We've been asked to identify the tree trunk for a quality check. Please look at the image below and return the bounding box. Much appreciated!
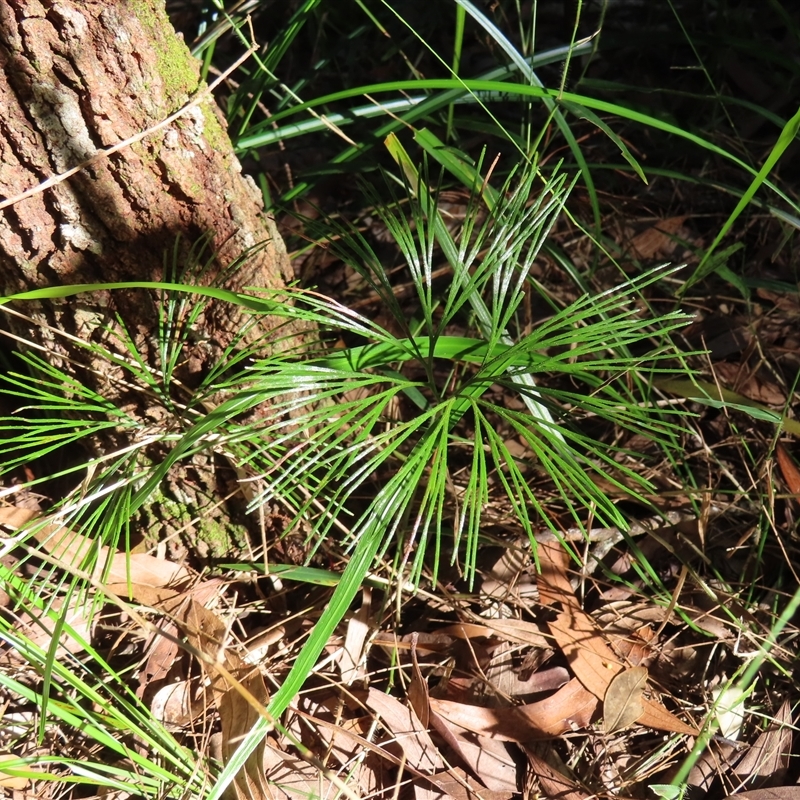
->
[0,0,297,557]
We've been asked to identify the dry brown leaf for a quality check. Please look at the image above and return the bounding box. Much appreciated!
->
[264,744,333,800]
[110,581,273,800]
[544,547,699,736]
[297,698,504,800]
[136,617,181,700]
[603,666,647,733]
[338,587,372,685]
[637,697,699,736]
[436,619,550,649]
[686,738,738,795]
[0,506,190,587]
[408,634,431,728]
[776,443,800,498]
[395,685,519,796]
[10,594,95,660]
[524,744,589,800]
[430,677,598,740]
[723,790,800,800]
[628,215,688,260]
[366,688,443,773]
[448,732,518,794]
[401,669,512,795]
[714,362,786,406]
[733,699,793,788]
[150,680,205,727]
[424,770,513,800]
[550,606,625,698]
[0,753,30,789]
[176,595,273,800]
[537,540,578,609]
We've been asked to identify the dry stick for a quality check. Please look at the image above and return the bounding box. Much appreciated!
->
[0,45,257,212]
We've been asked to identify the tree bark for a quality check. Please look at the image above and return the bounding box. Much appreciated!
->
[0,0,298,556]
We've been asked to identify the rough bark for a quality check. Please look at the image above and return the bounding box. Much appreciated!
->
[0,0,291,316]
[0,0,298,556]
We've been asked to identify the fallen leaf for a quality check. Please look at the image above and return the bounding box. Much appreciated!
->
[603,666,647,733]
[0,753,30,789]
[137,617,182,700]
[109,581,273,800]
[638,698,699,736]
[338,587,373,685]
[537,540,578,609]
[713,684,750,741]
[543,545,699,736]
[723,789,800,800]
[264,743,337,800]
[714,362,786,406]
[436,619,551,649]
[549,606,625,698]
[628,216,688,260]
[9,594,95,661]
[686,738,738,795]
[776,443,800,497]
[150,680,205,727]
[733,698,792,788]
[299,697,508,800]
[408,634,430,728]
[366,688,443,773]
[0,506,190,588]
[430,677,598,740]
[451,733,518,794]
[524,743,589,800]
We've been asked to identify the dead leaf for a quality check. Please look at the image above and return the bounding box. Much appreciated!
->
[550,606,625,698]
[393,677,520,796]
[543,546,699,736]
[338,587,373,685]
[628,216,688,260]
[108,581,273,800]
[524,743,589,800]
[9,593,96,661]
[298,697,506,800]
[430,677,598,740]
[537,540,578,609]
[723,790,800,800]
[776,444,800,498]
[0,506,190,588]
[449,732,518,794]
[366,688,443,773]
[137,617,182,700]
[733,699,793,788]
[436,619,550,649]
[150,680,205,726]
[408,634,431,728]
[686,738,738,795]
[0,753,30,789]
[603,666,647,733]
[714,362,786,406]
[638,697,699,736]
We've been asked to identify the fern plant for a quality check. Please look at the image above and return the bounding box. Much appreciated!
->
[0,159,692,798]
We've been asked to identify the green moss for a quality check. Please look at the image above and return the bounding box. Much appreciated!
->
[140,488,250,560]
[200,101,232,154]
[128,2,234,155]
[195,516,249,559]
[128,0,200,112]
